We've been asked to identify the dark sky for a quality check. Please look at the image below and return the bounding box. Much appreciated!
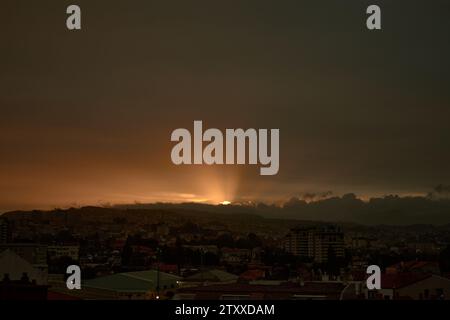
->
[1,0,449,211]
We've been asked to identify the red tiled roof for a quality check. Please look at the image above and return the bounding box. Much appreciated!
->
[157,264,179,273]
[387,261,437,271]
[381,273,432,289]
[239,269,265,281]
[131,245,154,254]
[179,281,345,295]
[113,240,126,249]
[410,261,438,270]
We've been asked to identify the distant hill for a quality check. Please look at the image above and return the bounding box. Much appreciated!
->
[3,194,450,225]
[116,194,450,225]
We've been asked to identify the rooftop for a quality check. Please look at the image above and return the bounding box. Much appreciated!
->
[184,269,238,283]
[178,281,345,296]
[84,270,181,293]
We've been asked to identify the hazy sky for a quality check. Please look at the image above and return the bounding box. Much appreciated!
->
[1,0,449,211]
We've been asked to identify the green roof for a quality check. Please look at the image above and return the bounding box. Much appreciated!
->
[185,269,238,282]
[84,270,181,293]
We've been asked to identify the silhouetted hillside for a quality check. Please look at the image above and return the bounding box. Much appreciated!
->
[2,194,450,225]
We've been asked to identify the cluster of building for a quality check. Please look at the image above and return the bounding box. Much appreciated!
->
[284,225,344,263]
[0,210,450,300]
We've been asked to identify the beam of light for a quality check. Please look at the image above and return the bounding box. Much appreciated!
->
[198,166,241,205]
